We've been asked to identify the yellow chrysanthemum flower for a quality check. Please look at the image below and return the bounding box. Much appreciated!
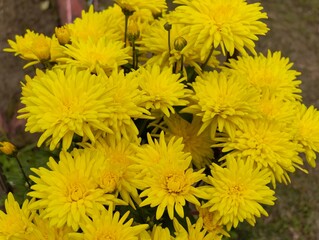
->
[171,0,268,58]
[18,67,114,150]
[88,135,142,208]
[162,114,214,169]
[173,217,216,240]
[0,141,16,155]
[137,65,191,117]
[214,119,305,184]
[59,37,131,74]
[115,0,167,15]
[139,16,219,72]
[201,158,276,231]
[28,149,124,231]
[0,193,35,239]
[292,103,319,168]
[226,51,302,101]
[69,208,148,239]
[4,29,52,68]
[97,69,150,140]
[133,132,207,220]
[185,70,260,139]
[145,225,173,240]
[197,207,230,239]
[32,212,74,239]
[67,5,124,43]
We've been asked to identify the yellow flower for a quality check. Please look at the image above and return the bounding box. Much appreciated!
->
[18,67,114,150]
[173,217,216,240]
[67,5,124,43]
[28,149,125,231]
[214,119,305,184]
[146,225,173,240]
[88,135,142,208]
[137,64,191,117]
[115,0,167,15]
[197,207,230,239]
[226,51,302,101]
[162,114,214,169]
[59,37,131,74]
[139,16,220,72]
[0,141,16,155]
[69,208,148,239]
[171,0,268,58]
[55,25,71,45]
[4,29,52,68]
[133,132,207,220]
[0,193,35,239]
[201,158,276,231]
[292,103,319,168]
[185,70,260,139]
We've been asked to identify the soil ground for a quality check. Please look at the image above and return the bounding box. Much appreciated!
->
[0,0,319,239]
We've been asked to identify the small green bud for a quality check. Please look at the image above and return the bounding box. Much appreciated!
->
[174,37,187,51]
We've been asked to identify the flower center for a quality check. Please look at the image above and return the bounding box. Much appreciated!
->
[228,184,244,199]
[165,173,185,193]
[67,183,86,202]
[100,171,119,193]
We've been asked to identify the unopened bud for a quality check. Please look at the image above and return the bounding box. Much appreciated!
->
[0,141,16,155]
[128,21,140,41]
[174,36,187,51]
[164,22,172,31]
[55,26,70,45]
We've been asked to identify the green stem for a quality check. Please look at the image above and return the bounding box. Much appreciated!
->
[200,45,214,71]
[15,155,31,188]
[124,13,129,47]
[180,54,184,76]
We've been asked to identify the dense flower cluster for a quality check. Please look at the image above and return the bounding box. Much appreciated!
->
[2,0,319,238]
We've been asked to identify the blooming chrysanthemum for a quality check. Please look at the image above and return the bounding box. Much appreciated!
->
[18,66,114,150]
[162,113,214,169]
[132,132,207,220]
[184,70,260,139]
[137,64,191,117]
[0,193,35,239]
[115,0,167,15]
[197,207,230,239]
[292,103,319,167]
[173,217,216,240]
[28,149,124,231]
[98,69,150,140]
[32,213,75,239]
[214,119,304,184]
[201,158,276,230]
[59,37,131,74]
[139,16,220,72]
[4,29,52,68]
[171,0,268,58]
[145,225,173,240]
[67,5,124,43]
[69,208,148,240]
[88,135,142,208]
[226,51,302,101]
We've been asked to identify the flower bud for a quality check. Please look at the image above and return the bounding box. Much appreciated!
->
[0,141,16,155]
[32,34,51,60]
[174,37,187,51]
[164,22,172,31]
[55,26,70,45]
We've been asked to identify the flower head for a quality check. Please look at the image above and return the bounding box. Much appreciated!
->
[70,208,148,239]
[4,30,52,68]
[215,119,304,184]
[162,114,214,169]
[201,158,276,230]
[137,64,191,117]
[28,149,124,231]
[226,51,302,101]
[18,66,114,150]
[0,193,35,239]
[185,70,260,139]
[171,0,268,58]
[292,103,319,167]
[59,37,131,74]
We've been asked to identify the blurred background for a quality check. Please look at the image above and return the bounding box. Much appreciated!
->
[0,0,318,239]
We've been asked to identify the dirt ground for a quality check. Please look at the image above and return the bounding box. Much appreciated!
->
[0,0,319,239]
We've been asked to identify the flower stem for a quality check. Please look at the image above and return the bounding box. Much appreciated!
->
[201,45,214,71]
[15,154,31,188]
